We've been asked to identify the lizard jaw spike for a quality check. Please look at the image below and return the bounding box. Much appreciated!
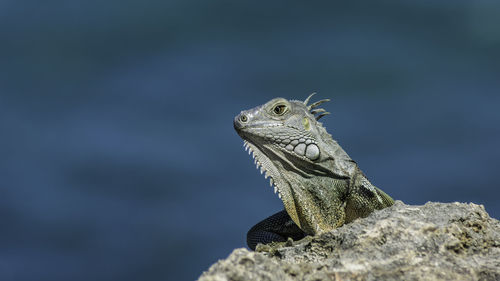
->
[240,139,285,204]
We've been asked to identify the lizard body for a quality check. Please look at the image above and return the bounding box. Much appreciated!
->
[234,94,394,250]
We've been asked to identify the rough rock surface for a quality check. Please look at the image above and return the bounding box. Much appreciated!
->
[199,201,500,281]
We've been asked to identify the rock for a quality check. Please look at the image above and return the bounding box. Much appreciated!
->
[198,201,500,281]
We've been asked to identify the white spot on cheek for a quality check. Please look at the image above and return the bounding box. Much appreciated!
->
[305,144,320,160]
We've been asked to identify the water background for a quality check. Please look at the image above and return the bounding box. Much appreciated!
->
[1,1,499,280]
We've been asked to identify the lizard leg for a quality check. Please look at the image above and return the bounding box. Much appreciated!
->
[247,210,305,250]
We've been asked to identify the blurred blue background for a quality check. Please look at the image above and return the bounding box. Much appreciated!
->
[1,1,499,280]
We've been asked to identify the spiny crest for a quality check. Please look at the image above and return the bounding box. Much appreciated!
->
[303,92,331,120]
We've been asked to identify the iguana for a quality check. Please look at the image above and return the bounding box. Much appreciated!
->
[234,94,394,250]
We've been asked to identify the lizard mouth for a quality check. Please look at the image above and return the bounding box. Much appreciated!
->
[237,125,321,162]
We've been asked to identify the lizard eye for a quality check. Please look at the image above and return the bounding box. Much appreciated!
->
[273,104,287,115]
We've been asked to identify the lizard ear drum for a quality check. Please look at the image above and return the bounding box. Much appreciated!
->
[302,117,310,131]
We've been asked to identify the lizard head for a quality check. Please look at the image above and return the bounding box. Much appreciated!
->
[234,94,354,234]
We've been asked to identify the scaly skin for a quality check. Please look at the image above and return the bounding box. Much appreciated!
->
[234,94,394,250]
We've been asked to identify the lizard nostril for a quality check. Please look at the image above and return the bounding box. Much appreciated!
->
[240,114,248,123]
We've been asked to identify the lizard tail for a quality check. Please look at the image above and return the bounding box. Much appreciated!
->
[375,187,395,207]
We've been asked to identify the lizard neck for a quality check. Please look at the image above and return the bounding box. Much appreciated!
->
[279,128,359,234]
[283,174,350,235]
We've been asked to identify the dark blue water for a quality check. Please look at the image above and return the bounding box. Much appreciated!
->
[1,1,499,280]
